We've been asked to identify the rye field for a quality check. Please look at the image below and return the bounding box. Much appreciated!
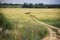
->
[0,8,60,40]
[1,8,60,27]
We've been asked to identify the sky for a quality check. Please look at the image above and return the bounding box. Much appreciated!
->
[0,0,60,4]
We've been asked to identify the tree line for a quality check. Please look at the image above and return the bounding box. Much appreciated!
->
[0,3,60,8]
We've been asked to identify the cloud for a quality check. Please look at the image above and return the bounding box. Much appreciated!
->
[0,0,60,4]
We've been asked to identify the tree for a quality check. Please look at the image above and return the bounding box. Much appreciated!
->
[28,3,34,8]
[22,3,29,8]
[34,4,38,8]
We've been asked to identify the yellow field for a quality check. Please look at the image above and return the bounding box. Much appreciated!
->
[1,8,60,20]
[1,8,60,27]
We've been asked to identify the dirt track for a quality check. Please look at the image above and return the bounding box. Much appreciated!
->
[26,14,60,40]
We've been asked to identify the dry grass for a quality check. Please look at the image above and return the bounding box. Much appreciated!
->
[1,8,60,19]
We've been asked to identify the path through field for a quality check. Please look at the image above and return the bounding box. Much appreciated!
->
[25,13,60,40]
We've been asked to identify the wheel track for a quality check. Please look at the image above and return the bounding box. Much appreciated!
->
[25,13,60,40]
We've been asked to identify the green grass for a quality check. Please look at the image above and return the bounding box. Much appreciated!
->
[0,13,48,40]
[10,18,48,40]
[39,18,60,28]
[0,13,14,40]
[18,22,48,40]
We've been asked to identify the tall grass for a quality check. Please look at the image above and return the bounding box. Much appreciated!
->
[0,13,14,40]
[18,20,48,40]
[0,13,48,40]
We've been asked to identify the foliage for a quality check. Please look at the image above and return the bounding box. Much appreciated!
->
[0,3,60,8]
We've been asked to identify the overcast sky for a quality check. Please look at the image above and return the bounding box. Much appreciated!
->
[0,0,60,4]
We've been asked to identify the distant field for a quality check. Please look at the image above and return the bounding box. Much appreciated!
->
[0,8,60,40]
[1,8,60,27]
[1,8,60,18]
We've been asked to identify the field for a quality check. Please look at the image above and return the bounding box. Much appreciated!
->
[0,8,60,40]
[1,8,60,27]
